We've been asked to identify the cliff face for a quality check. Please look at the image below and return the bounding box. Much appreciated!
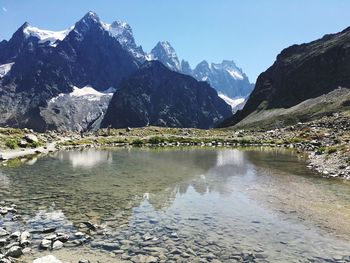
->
[220,27,350,128]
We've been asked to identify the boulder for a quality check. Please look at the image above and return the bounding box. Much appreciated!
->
[5,245,22,258]
[24,134,38,143]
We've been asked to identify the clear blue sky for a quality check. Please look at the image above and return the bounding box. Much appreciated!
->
[0,0,350,82]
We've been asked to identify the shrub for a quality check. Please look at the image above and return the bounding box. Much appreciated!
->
[131,139,143,146]
[148,136,165,144]
[5,138,18,149]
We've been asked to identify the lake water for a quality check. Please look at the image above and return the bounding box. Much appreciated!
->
[0,148,350,262]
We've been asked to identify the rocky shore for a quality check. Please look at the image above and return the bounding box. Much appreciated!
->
[0,115,349,262]
[1,112,348,180]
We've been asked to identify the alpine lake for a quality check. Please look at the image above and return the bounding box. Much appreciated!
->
[0,147,350,262]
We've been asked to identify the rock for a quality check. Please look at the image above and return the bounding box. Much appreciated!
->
[0,239,6,246]
[40,239,52,249]
[9,231,20,239]
[79,260,90,263]
[22,247,31,254]
[0,228,9,237]
[20,231,30,240]
[74,232,85,238]
[5,245,23,258]
[52,240,63,250]
[44,234,57,240]
[19,140,28,148]
[132,255,158,263]
[55,233,69,243]
[33,255,62,263]
[82,221,98,231]
[20,231,30,246]
[24,134,38,143]
[143,233,153,241]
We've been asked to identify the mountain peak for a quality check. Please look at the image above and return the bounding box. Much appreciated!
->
[150,41,181,71]
[74,11,103,33]
[83,11,100,21]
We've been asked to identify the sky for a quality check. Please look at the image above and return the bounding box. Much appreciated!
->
[0,0,350,82]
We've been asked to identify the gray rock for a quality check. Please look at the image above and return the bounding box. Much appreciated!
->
[0,228,8,237]
[52,240,63,250]
[40,239,52,249]
[0,239,7,246]
[5,245,23,258]
[22,247,31,254]
[9,231,20,239]
[24,134,38,143]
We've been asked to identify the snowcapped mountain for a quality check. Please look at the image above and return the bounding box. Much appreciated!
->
[146,41,253,99]
[149,41,181,71]
[0,11,252,131]
[22,24,73,47]
[192,60,253,99]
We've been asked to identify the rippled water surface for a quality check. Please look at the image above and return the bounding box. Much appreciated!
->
[1,148,350,262]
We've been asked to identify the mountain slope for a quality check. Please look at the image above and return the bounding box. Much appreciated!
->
[220,26,350,128]
[101,61,232,129]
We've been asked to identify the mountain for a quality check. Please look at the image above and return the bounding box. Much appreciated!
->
[0,12,140,131]
[0,11,237,131]
[149,41,181,71]
[220,26,350,129]
[147,41,253,100]
[101,61,232,129]
[192,60,253,98]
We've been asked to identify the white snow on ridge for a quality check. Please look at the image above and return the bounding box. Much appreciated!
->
[70,86,114,101]
[23,25,73,47]
[226,69,244,80]
[0,62,14,78]
[49,86,115,104]
[218,93,246,113]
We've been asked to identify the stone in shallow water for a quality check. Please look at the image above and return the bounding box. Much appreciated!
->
[5,245,23,258]
[52,240,63,250]
[33,255,62,263]
[0,228,8,237]
[40,239,52,249]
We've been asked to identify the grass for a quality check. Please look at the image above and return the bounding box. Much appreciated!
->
[5,138,19,149]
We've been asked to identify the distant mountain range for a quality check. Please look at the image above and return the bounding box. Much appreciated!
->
[0,11,241,131]
[220,26,350,129]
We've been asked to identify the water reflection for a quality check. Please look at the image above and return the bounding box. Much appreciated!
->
[0,171,10,187]
[58,149,113,168]
[1,148,350,262]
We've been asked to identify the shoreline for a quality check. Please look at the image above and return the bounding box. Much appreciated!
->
[0,113,349,180]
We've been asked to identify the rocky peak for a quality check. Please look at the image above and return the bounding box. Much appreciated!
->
[73,11,104,35]
[106,20,145,60]
[181,59,192,75]
[149,41,181,71]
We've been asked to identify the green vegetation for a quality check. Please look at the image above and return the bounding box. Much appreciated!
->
[5,138,19,149]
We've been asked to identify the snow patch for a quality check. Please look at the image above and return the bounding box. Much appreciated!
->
[23,25,72,47]
[0,62,14,78]
[70,86,114,101]
[49,86,115,103]
[218,93,246,113]
[226,69,243,80]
